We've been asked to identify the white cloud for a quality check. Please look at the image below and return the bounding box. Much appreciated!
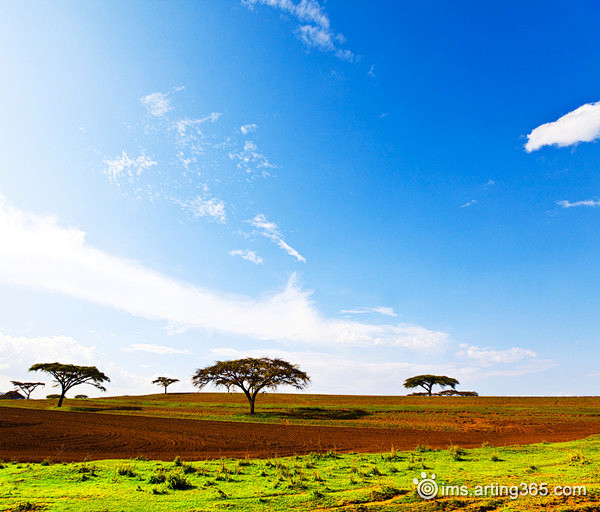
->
[248,213,306,262]
[457,344,537,365]
[229,249,263,265]
[557,199,600,208]
[242,0,354,61]
[340,306,397,317]
[368,64,375,77]
[140,92,173,117]
[229,141,276,176]
[178,194,226,223]
[240,123,258,134]
[0,199,447,350]
[460,199,477,208]
[103,151,157,181]
[0,331,99,393]
[525,100,600,152]
[120,344,191,355]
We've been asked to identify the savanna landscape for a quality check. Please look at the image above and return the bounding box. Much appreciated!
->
[1,392,600,511]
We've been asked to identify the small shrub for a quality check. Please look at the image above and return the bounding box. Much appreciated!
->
[152,486,168,495]
[117,464,136,477]
[148,470,167,484]
[173,456,182,467]
[414,445,432,453]
[166,471,193,490]
[182,463,196,474]
[46,394,60,399]
[491,454,501,462]
[449,445,466,461]
[40,460,50,467]
[568,451,588,465]
[134,456,147,461]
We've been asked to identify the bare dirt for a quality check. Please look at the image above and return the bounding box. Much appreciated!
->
[1,406,600,462]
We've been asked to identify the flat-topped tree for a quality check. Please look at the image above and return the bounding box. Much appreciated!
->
[11,381,45,399]
[404,374,459,396]
[192,357,310,415]
[29,363,110,407]
[152,376,179,394]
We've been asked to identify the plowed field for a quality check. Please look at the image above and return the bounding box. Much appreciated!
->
[2,406,600,462]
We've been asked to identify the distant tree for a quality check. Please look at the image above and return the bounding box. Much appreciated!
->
[29,363,110,407]
[192,357,310,415]
[404,374,459,396]
[11,381,45,399]
[152,376,180,394]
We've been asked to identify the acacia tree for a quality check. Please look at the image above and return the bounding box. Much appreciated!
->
[152,376,179,394]
[11,381,45,399]
[404,374,459,396]
[29,363,110,407]
[192,357,310,415]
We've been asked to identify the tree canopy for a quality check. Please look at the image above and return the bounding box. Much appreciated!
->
[152,376,180,394]
[192,357,310,414]
[11,381,45,399]
[403,374,459,396]
[29,363,110,407]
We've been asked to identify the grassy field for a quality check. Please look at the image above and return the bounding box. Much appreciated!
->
[3,392,600,431]
[1,436,599,511]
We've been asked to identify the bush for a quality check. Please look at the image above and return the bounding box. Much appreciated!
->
[166,471,193,490]
[148,470,166,484]
[46,394,60,399]
[74,395,88,399]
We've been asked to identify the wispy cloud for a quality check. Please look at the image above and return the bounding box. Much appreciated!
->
[525,100,600,152]
[240,123,257,134]
[242,0,355,61]
[340,307,397,317]
[557,199,600,208]
[178,194,227,223]
[229,141,276,176]
[0,199,447,350]
[248,213,306,262]
[103,151,157,182]
[140,87,185,117]
[229,249,263,264]
[460,199,477,208]
[121,344,191,355]
[141,92,173,117]
[367,64,375,77]
[457,344,537,365]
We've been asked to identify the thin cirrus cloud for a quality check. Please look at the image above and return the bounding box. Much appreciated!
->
[340,307,397,317]
[229,249,263,265]
[177,194,227,223]
[557,199,600,208]
[120,344,191,355]
[248,213,306,262]
[0,198,448,351]
[103,151,157,182]
[242,0,355,61]
[457,344,537,365]
[525,100,600,152]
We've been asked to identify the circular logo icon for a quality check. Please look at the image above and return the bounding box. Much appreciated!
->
[413,472,438,500]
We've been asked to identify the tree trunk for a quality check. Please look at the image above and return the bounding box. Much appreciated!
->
[57,393,65,407]
[164,387,167,394]
[249,399,255,415]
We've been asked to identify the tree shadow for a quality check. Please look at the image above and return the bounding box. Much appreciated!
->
[275,407,371,421]
[67,406,143,412]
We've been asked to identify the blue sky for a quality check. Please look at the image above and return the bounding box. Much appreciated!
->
[1,0,600,397]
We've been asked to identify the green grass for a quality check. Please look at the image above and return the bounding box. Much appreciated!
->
[1,437,599,511]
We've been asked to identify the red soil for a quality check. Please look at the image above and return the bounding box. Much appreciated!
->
[1,407,599,462]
